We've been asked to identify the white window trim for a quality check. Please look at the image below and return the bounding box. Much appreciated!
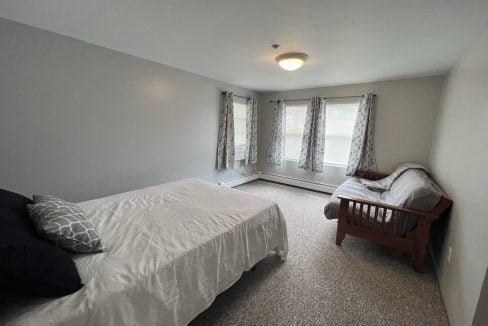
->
[323,162,347,168]
[283,98,359,167]
[235,144,246,161]
[234,99,248,161]
[285,158,347,168]
[284,103,308,161]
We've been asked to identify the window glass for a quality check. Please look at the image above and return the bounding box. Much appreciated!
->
[324,100,360,165]
[285,105,307,160]
[283,99,360,166]
[234,101,247,160]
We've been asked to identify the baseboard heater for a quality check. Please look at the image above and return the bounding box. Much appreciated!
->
[219,174,260,188]
[258,173,336,194]
[220,173,337,194]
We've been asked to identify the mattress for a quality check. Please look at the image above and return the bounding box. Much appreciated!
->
[0,179,288,326]
[324,177,381,220]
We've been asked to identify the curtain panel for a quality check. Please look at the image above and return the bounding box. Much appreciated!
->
[346,93,377,176]
[216,92,235,170]
[298,97,326,172]
[266,99,286,166]
[245,98,258,165]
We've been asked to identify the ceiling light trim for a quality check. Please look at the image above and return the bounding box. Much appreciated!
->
[275,52,309,71]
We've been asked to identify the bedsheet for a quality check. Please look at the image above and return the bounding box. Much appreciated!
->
[1,179,288,326]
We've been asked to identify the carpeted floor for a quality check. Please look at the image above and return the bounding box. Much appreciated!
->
[190,180,448,326]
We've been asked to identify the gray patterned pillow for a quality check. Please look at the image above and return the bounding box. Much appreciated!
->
[27,195,106,253]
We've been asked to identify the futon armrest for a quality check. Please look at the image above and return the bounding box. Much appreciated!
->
[337,195,438,220]
[354,170,389,181]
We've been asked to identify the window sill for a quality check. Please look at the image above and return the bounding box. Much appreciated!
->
[324,162,347,168]
[235,146,247,161]
[284,159,346,168]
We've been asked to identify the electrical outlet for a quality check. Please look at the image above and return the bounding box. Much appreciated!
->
[447,246,453,263]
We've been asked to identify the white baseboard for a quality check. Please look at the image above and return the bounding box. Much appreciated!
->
[258,173,336,194]
[220,172,337,194]
[219,174,259,188]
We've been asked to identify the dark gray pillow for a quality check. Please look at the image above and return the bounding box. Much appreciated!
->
[27,195,106,253]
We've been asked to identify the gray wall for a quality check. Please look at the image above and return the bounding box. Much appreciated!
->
[0,18,257,202]
[428,26,488,326]
[258,76,445,187]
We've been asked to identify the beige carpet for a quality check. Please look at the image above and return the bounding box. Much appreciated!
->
[190,180,448,326]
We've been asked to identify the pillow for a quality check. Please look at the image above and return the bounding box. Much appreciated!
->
[0,188,33,222]
[28,195,106,253]
[0,205,83,297]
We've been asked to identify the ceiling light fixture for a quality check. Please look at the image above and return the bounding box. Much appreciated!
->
[276,52,309,71]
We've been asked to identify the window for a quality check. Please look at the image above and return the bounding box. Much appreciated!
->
[284,99,360,166]
[285,104,307,160]
[234,101,247,160]
[324,100,359,165]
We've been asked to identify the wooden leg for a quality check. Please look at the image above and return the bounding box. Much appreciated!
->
[411,251,425,273]
[336,199,349,246]
[388,248,403,257]
[410,218,433,273]
[411,239,428,272]
[335,227,346,246]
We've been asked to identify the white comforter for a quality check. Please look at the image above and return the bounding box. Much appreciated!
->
[1,179,288,326]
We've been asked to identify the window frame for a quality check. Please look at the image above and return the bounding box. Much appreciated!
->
[283,98,360,167]
[233,99,248,161]
[323,98,360,166]
[284,101,308,162]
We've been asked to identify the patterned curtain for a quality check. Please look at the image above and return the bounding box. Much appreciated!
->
[216,92,235,170]
[245,98,258,165]
[298,97,326,172]
[266,99,286,166]
[346,93,377,176]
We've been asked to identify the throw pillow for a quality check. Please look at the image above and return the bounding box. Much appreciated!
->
[28,195,106,253]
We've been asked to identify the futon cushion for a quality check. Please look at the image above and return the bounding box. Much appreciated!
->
[382,169,443,212]
[27,195,106,253]
[324,169,443,221]
[0,206,83,297]
[324,177,381,220]
[360,163,429,191]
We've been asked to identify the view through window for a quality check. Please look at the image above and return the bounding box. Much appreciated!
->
[285,104,307,160]
[324,100,360,165]
[234,101,247,160]
[284,100,360,165]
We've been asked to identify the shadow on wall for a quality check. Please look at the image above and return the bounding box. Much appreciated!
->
[429,204,453,266]
[473,267,488,325]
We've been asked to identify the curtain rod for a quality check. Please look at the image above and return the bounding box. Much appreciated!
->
[269,94,375,103]
[233,94,251,100]
[223,91,252,100]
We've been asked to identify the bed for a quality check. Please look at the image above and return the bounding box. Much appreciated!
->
[0,179,288,326]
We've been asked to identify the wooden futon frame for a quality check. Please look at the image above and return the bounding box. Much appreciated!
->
[335,170,453,272]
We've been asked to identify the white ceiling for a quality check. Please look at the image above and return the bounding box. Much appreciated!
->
[1,0,488,91]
